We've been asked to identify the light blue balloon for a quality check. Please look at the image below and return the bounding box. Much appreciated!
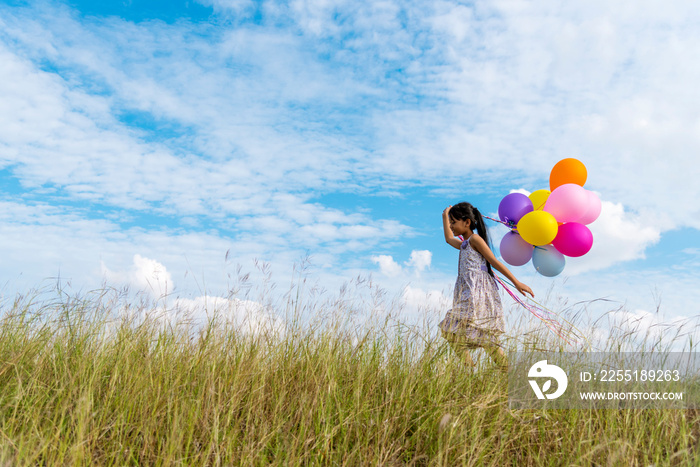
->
[532,245,565,277]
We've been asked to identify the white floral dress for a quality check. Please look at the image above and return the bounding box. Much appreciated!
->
[439,234,504,347]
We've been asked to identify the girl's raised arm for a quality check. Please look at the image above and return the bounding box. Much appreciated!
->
[442,206,463,250]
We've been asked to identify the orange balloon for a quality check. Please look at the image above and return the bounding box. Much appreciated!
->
[549,158,587,191]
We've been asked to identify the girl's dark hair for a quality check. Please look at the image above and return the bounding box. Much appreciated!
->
[449,202,494,277]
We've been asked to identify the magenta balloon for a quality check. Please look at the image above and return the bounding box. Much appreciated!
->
[544,183,588,223]
[500,232,534,266]
[578,190,602,225]
[552,222,593,257]
[498,193,533,225]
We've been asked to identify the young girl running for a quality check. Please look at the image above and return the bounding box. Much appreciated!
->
[440,202,534,370]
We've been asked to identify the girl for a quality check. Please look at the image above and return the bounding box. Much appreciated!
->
[440,202,534,370]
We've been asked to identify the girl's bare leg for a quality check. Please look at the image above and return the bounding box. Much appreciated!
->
[443,332,475,370]
[486,345,507,371]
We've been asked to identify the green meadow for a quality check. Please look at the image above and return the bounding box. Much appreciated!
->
[0,279,697,466]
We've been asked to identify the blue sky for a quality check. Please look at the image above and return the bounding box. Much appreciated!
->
[2,0,700,344]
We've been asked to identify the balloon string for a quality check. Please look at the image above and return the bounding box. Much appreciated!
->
[494,275,589,348]
[483,215,516,230]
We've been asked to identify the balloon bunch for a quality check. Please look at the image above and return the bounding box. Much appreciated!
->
[496,158,601,277]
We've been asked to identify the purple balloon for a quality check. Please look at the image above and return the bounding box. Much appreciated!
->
[500,232,534,266]
[552,222,593,257]
[498,193,533,225]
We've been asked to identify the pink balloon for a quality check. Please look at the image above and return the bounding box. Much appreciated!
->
[500,232,534,266]
[544,183,588,223]
[552,222,593,257]
[578,190,602,225]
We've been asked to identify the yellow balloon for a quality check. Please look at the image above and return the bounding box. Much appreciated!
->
[529,189,551,211]
[517,211,558,246]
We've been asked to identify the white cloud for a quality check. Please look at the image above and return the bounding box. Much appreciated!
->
[102,255,174,300]
[3,1,698,230]
[98,252,285,337]
[401,285,449,314]
[371,255,403,278]
[407,250,432,274]
[510,188,531,196]
[372,250,432,278]
[0,200,243,294]
[170,296,286,338]
[98,271,286,339]
[566,201,660,274]
[5,0,700,227]
[0,5,415,272]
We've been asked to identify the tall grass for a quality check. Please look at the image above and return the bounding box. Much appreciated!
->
[0,280,697,465]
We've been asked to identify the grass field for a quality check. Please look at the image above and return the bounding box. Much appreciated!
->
[0,282,698,466]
